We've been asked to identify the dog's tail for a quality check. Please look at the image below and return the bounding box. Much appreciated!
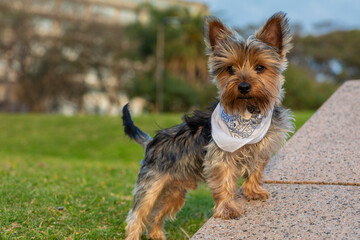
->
[122,104,152,149]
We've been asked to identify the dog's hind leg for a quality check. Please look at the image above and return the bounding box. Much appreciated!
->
[146,183,189,240]
[125,173,169,240]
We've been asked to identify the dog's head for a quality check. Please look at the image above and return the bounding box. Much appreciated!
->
[203,12,292,116]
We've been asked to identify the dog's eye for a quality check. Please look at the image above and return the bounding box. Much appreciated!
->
[255,65,265,74]
[227,66,235,75]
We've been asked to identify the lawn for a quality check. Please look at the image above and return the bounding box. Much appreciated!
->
[0,110,314,239]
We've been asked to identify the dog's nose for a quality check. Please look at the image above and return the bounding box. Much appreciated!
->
[238,82,251,94]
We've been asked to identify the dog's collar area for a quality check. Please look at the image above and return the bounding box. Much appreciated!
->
[211,103,273,152]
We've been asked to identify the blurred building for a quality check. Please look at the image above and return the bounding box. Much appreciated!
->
[0,0,209,114]
[2,0,208,35]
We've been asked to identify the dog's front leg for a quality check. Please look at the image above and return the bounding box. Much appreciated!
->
[241,162,270,200]
[204,148,243,219]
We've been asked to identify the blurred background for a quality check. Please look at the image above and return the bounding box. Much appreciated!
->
[0,0,358,115]
[1,1,360,238]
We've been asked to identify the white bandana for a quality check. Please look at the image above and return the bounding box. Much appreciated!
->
[211,103,273,152]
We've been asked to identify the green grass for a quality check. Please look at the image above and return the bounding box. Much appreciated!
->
[292,110,314,133]
[0,110,314,239]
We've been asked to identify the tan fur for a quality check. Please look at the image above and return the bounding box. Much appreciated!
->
[204,153,243,218]
[147,184,187,240]
[125,174,170,240]
[242,163,269,200]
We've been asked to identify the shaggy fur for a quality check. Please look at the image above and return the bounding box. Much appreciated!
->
[123,12,294,240]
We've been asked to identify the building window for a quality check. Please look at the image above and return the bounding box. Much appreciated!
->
[31,0,55,11]
[61,1,85,16]
[119,9,136,24]
[91,4,117,19]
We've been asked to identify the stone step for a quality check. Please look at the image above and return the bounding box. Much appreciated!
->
[264,80,360,184]
[191,184,360,239]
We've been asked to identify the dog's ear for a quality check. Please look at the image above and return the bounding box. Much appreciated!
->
[255,12,292,57]
[203,16,232,52]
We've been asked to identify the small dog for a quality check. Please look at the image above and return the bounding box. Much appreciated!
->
[123,12,294,240]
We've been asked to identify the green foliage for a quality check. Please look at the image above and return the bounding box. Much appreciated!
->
[290,30,360,82]
[162,73,199,112]
[124,5,212,112]
[292,110,314,132]
[125,71,217,112]
[0,111,312,239]
[283,64,338,110]
[126,5,205,63]
[125,72,156,110]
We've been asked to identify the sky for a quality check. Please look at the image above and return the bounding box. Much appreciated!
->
[193,0,360,34]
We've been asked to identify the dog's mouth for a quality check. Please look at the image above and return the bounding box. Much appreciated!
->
[237,96,252,100]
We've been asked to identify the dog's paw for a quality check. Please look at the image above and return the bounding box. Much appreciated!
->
[213,200,244,219]
[147,230,166,240]
[243,188,270,200]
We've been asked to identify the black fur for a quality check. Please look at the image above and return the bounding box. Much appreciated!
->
[139,103,217,181]
[122,104,152,148]
[122,102,217,182]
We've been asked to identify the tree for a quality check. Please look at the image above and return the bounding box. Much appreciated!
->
[289,30,360,83]
[0,5,86,112]
[283,64,337,110]
[124,5,212,112]
[0,2,130,113]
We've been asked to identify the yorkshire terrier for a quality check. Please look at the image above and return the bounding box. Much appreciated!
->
[122,12,294,240]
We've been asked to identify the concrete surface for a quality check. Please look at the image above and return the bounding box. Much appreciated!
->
[264,80,360,184]
[192,184,360,240]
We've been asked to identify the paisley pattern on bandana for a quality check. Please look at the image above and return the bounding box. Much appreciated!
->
[221,110,263,138]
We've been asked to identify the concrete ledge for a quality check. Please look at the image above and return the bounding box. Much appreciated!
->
[264,80,360,184]
[192,184,360,239]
